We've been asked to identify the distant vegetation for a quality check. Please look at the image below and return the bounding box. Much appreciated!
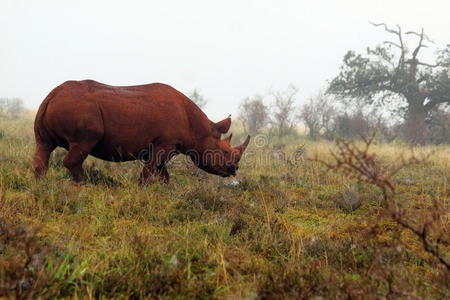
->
[0,98,24,119]
[327,22,450,144]
[188,88,208,109]
[235,23,450,145]
[235,82,449,144]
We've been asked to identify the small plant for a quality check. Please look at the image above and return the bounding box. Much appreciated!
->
[336,184,361,213]
[85,163,118,186]
[315,133,450,270]
[0,219,48,299]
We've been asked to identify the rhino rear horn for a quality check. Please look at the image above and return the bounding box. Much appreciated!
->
[224,133,233,143]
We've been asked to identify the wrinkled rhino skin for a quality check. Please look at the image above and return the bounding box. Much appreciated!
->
[32,80,250,183]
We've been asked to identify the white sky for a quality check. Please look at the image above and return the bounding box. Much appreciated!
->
[1,0,449,121]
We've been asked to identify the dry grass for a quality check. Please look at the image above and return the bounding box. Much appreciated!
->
[0,117,449,299]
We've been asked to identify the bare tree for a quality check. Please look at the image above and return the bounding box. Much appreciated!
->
[269,84,299,137]
[238,94,269,134]
[299,91,336,140]
[188,89,208,109]
[328,22,450,144]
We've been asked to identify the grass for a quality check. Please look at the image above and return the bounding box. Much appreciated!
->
[0,116,449,299]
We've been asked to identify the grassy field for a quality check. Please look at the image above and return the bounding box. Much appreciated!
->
[0,116,449,299]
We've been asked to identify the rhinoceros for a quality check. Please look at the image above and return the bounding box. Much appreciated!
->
[32,80,250,184]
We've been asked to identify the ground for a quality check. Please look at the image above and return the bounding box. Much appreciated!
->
[0,116,449,299]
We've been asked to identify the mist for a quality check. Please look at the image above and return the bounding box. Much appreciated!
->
[1,0,449,120]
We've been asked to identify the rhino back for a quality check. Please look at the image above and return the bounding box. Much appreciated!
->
[44,80,211,161]
[94,82,195,158]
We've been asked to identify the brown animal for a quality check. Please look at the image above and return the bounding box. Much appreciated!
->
[32,80,250,184]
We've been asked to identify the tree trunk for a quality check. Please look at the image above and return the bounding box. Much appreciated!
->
[404,98,427,144]
[308,126,318,140]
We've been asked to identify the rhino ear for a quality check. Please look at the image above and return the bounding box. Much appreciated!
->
[213,115,231,134]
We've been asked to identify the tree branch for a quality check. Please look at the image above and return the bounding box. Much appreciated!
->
[424,97,450,111]
[405,30,434,43]
[370,22,406,70]
[411,28,425,60]
[383,41,402,49]
[396,25,405,69]
[370,21,399,35]
[416,61,440,68]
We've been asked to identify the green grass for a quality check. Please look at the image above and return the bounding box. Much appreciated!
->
[0,116,449,299]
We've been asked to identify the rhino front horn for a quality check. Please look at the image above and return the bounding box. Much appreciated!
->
[237,135,250,153]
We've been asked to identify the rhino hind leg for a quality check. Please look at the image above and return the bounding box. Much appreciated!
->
[32,142,56,178]
[63,141,98,183]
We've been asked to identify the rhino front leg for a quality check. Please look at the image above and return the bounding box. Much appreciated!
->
[139,163,158,185]
[157,165,170,183]
[139,144,177,184]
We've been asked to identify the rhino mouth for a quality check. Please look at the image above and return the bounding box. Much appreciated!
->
[197,164,235,177]
[219,165,238,177]
[219,172,233,177]
[215,169,234,177]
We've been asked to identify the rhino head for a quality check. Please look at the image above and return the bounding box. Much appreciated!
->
[189,116,250,177]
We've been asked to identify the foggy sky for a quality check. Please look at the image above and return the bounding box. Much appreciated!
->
[1,0,449,121]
